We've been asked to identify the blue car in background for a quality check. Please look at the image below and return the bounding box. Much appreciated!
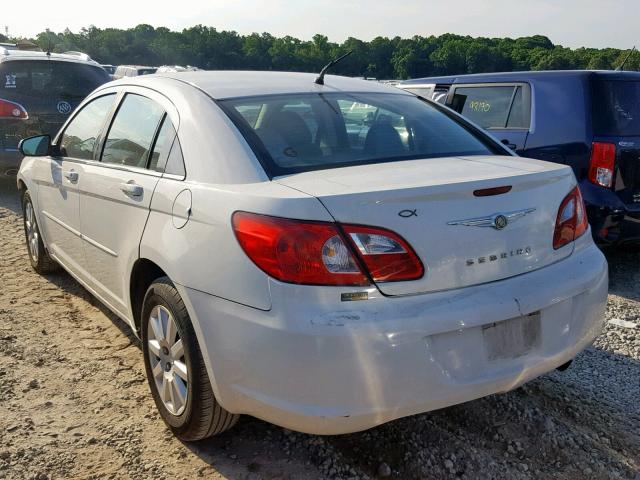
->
[399,71,640,246]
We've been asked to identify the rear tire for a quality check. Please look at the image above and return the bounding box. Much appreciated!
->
[22,190,59,274]
[141,277,239,441]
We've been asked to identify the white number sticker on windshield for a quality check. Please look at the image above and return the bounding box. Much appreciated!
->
[4,74,16,89]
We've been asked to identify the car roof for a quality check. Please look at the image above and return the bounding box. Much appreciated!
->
[122,70,410,99]
[0,48,100,66]
[400,70,640,85]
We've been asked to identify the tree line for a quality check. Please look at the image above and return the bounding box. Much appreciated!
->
[3,25,639,79]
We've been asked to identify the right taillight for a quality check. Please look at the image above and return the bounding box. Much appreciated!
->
[553,186,589,250]
[0,98,28,119]
[232,212,424,286]
[588,142,615,188]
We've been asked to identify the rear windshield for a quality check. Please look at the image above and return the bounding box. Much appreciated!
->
[1,60,109,99]
[592,79,640,136]
[219,92,500,176]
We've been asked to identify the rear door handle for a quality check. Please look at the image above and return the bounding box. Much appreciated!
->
[120,182,143,197]
[63,170,79,182]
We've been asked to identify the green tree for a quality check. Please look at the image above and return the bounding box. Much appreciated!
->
[18,25,638,77]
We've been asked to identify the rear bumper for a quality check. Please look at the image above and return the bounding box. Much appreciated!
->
[581,180,640,245]
[587,201,640,245]
[178,237,608,435]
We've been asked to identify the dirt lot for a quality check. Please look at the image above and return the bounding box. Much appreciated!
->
[0,175,638,480]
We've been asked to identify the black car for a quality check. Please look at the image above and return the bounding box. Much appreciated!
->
[400,70,640,246]
[0,49,110,175]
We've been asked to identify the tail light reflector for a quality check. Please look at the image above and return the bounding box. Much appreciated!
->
[588,142,615,188]
[0,98,28,119]
[553,186,589,250]
[232,212,424,286]
[343,225,424,282]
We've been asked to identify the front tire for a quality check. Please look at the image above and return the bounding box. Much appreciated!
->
[22,190,59,274]
[141,277,239,440]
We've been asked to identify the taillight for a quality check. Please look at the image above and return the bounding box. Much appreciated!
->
[588,142,615,188]
[232,212,424,286]
[232,212,369,286]
[343,225,424,282]
[0,98,28,119]
[553,186,589,250]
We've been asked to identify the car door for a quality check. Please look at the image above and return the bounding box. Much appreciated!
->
[34,93,116,277]
[77,89,178,319]
[448,83,531,153]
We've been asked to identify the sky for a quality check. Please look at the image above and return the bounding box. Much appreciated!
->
[3,0,637,49]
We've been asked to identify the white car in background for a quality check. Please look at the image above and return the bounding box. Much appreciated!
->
[16,71,608,440]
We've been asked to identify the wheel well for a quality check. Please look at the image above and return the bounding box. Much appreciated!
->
[130,259,168,334]
[17,179,26,195]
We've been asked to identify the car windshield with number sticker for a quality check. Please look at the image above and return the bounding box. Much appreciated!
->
[0,60,109,99]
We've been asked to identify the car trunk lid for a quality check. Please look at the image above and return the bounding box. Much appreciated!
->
[277,155,576,295]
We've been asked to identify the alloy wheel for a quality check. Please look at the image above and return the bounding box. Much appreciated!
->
[147,305,188,416]
[24,201,39,264]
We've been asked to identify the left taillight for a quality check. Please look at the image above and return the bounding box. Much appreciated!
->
[0,98,28,119]
[232,212,424,286]
[588,142,615,188]
[342,224,424,282]
[553,186,589,250]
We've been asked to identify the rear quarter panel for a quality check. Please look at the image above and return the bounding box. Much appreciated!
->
[140,178,333,311]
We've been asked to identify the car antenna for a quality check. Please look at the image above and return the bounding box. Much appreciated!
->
[45,28,52,56]
[616,46,636,71]
[315,51,353,85]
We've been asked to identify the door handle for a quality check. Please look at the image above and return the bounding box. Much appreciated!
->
[63,170,79,182]
[120,182,143,197]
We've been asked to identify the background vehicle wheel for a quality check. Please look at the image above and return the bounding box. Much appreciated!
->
[141,277,239,441]
[22,190,59,274]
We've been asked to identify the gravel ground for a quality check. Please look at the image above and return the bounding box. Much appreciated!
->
[0,175,638,480]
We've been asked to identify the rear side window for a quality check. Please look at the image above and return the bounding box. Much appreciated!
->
[0,60,109,99]
[101,94,165,168]
[592,79,640,136]
[59,94,116,160]
[450,85,529,129]
[149,116,177,172]
[165,138,186,177]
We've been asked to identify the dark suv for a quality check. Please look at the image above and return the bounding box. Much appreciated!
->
[0,48,110,175]
[400,70,640,246]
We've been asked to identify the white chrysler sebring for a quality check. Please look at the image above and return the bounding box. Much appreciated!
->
[16,71,608,440]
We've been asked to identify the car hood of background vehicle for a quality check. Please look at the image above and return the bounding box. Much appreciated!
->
[276,155,576,296]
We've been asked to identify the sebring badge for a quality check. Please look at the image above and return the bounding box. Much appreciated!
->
[447,208,536,230]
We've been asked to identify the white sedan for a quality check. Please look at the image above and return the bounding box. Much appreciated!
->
[16,71,608,440]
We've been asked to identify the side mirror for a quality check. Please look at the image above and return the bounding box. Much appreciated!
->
[19,135,52,157]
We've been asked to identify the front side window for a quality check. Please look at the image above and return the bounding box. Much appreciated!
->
[59,94,116,160]
[220,92,500,176]
[450,85,529,129]
[101,94,165,168]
